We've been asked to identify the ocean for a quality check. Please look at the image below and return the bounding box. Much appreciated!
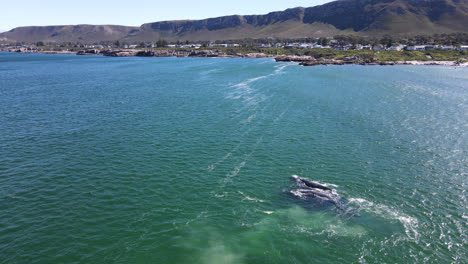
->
[0,52,466,264]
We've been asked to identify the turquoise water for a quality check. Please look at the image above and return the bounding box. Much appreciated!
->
[0,53,466,264]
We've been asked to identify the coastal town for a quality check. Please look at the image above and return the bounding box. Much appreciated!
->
[1,35,468,66]
[3,39,468,53]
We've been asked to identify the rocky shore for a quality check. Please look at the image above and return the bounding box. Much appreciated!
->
[76,49,273,58]
[7,47,75,54]
[275,55,468,67]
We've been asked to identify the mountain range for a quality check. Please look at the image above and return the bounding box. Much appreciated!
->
[1,0,467,43]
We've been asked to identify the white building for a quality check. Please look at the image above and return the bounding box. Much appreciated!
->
[284,43,299,49]
[274,43,283,48]
[354,44,363,50]
[406,45,425,51]
[425,45,438,50]
[209,44,225,47]
[373,45,385,51]
[459,45,468,50]
[387,45,406,51]
[298,43,314,49]
[334,45,350,51]
[440,45,455,50]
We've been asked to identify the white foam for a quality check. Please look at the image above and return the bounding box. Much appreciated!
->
[225,64,291,102]
[213,192,230,198]
[230,76,268,94]
[207,151,234,172]
[228,161,246,178]
[290,189,319,200]
[238,191,265,203]
[244,114,256,123]
[314,180,339,188]
[273,64,291,74]
[348,197,372,204]
[348,197,419,240]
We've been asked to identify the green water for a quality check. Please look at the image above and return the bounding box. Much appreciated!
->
[0,53,466,263]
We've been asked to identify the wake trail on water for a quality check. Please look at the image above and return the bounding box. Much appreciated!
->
[238,191,266,203]
[208,64,292,173]
[289,175,419,242]
[346,197,419,241]
[217,135,264,189]
[225,64,291,102]
[187,64,294,227]
[207,126,254,172]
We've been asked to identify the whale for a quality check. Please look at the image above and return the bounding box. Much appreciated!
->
[292,175,332,191]
[290,175,340,206]
[290,175,359,217]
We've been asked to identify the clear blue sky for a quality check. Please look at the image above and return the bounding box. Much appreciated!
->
[0,0,332,31]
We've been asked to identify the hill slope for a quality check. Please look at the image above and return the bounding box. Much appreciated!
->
[126,0,468,41]
[1,0,467,43]
[0,25,138,43]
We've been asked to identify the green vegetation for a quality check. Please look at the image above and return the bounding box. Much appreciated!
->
[208,47,467,62]
[156,39,168,48]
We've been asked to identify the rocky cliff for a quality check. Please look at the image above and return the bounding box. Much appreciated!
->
[1,0,467,43]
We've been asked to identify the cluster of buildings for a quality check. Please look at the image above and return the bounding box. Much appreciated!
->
[166,44,203,49]
[2,41,468,52]
[119,43,204,49]
[270,43,468,51]
[117,41,468,51]
[129,43,242,49]
[83,44,108,49]
[208,43,241,48]
[405,45,468,51]
[0,44,40,52]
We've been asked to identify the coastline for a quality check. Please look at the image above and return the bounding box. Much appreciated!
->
[3,49,467,67]
[274,55,468,67]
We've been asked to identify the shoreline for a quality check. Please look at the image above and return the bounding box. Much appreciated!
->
[275,55,468,67]
[2,49,467,67]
